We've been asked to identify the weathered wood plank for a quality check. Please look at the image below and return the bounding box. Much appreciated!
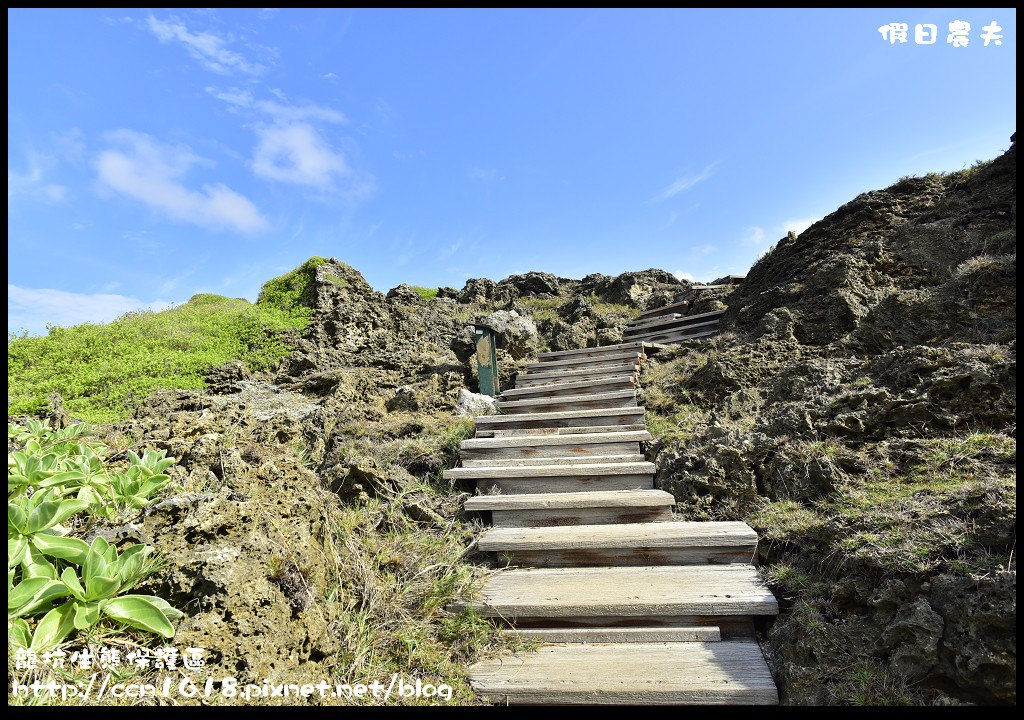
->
[475,475,654,495]
[474,408,645,430]
[460,442,641,460]
[520,360,641,380]
[501,376,636,399]
[636,295,697,320]
[461,453,643,467]
[469,641,778,705]
[465,489,675,512]
[510,615,755,639]
[496,547,756,568]
[633,307,725,327]
[498,390,638,414]
[627,313,683,330]
[446,462,656,480]
[509,626,721,643]
[626,328,717,344]
[481,521,758,567]
[514,371,637,389]
[491,506,672,527]
[480,521,758,550]
[524,352,643,371]
[461,565,779,618]
[535,342,646,361]
[483,423,647,437]
[461,430,651,450]
[625,317,722,338]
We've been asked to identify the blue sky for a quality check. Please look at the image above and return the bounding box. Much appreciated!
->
[8,8,1017,335]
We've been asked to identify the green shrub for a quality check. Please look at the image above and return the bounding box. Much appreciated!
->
[8,294,310,423]
[256,255,331,315]
[8,420,181,652]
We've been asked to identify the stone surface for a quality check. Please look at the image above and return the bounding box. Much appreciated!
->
[454,388,499,417]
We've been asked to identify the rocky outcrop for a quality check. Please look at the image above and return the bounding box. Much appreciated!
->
[582,269,686,310]
[645,137,1017,705]
[38,137,1013,706]
[727,142,1016,350]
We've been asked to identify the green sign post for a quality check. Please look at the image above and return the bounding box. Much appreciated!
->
[473,325,498,397]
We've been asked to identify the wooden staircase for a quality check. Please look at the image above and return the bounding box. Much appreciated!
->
[446,340,779,704]
[623,278,742,345]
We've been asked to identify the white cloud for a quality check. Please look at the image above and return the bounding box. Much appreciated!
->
[96,130,267,233]
[467,166,500,183]
[8,157,68,205]
[779,217,820,236]
[146,16,262,75]
[649,163,717,203]
[673,270,695,282]
[8,285,175,336]
[741,226,767,246]
[441,239,464,258]
[208,87,346,124]
[205,88,369,203]
[252,124,349,187]
[321,72,339,81]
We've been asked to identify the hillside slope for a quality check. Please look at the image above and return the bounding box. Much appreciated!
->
[7,138,1015,705]
[644,136,1016,704]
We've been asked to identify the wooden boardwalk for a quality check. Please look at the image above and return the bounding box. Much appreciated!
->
[446,339,779,705]
[623,278,741,345]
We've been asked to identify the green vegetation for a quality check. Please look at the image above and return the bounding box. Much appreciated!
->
[588,294,643,320]
[326,486,520,703]
[745,432,1016,575]
[762,563,812,592]
[837,661,913,706]
[747,500,827,543]
[8,293,310,424]
[516,296,562,320]
[827,433,1016,573]
[306,413,528,704]
[410,286,439,301]
[256,255,331,315]
[8,420,181,653]
[645,404,706,442]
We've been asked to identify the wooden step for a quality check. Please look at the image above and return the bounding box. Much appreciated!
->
[498,389,638,414]
[469,641,778,705]
[456,564,779,620]
[474,477,654,496]
[476,423,647,438]
[448,462,656,495]
[460,430,651,452]
[520,358,638,380]
[446,461,655,480]
[636,295,696,320]
[625,313,723,337]
[512,615,758,638]
[627,308,724,332]
[524,352,642,372]
[480,521,758,568]
[474,408,645,432]
[461,453,643,468]
[625,319,720,340]
[465,489,674,527]
[535,342,647,361]
[502,376,636,399]
[466,489,674,512]
[630,328,718,345]
[510,626,721,643]
[514,369,637,389]
[626,312,684,331]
